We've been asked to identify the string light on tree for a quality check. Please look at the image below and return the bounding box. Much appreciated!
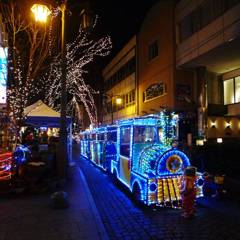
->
[44,16,112,126]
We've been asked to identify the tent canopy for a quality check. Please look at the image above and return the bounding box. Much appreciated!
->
[24,100,71,128]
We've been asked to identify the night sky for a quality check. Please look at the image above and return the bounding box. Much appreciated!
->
[13,0,160,88]
[66,0,160,88]
[92,0,159,59]
[16,0,159,63]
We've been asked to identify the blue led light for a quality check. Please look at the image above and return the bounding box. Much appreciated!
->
[149,182,157,192]
[156,149,190,176]
[80,113,202,207]
[13,145,31,165]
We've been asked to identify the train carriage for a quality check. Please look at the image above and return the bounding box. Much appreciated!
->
[80,114,203,207]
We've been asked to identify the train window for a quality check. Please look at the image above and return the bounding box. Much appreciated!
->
[120,127,130,157]
[133,126,157,143]
[107,131,117,142]
[158,128,163,143]
[97,133,105,141]
[91,134,96,140]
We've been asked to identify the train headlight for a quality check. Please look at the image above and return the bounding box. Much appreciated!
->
[149,183,157,192]
[197,177,204,187]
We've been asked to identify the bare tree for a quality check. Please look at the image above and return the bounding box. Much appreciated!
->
[0,1,58,127]
[44,16,112,126]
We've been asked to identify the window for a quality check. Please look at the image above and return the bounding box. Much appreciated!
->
[158,128,164,143]
[120,127,130,157]
[90,134,96,140]
[97,133,105,141]
[125,90,135,106]
[235,76,240,103]
[133,126,157,143]
[107,131,117,142]
[178,0,238,43]
[223,78,234,104]
[104,57,136,90]
[125,94,129,105]
[130,90,135,103]
[148,40,158,61]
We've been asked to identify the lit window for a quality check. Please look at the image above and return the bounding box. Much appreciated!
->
[235,76,240,103]
[224,79,234,104]
[223,76,240,105]
[120,127,130,157]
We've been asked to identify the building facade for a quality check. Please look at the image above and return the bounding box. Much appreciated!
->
[103,1,195,143]
[176,0,240,141]
[103,36,137,124]
[102,0,240,144]
[137,0,197,143]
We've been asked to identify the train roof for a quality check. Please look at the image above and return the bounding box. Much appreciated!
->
[80,115,163,135]
[79,125,117,135]
[117,114,160,126]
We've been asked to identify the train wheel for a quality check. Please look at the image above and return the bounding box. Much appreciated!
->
[132,182,142,203]
[111,169,118,183]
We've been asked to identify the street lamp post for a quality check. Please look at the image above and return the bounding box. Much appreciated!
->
[104,94,122,124]
[110,96,113,125]
[59,1,68,179]
[31,1,68,179]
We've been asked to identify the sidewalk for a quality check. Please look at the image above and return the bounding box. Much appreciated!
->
[0,165,109,240]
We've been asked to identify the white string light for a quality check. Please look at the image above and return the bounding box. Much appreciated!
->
[44,16,112,126]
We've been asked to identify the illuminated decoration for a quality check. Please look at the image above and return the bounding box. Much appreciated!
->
[2,1,57,130]
[217,138,223,143]
[225,122,231,128]
[44,16,112,126]
[158,110,178,147]
[115,96,122,105]
[211,121,216,128]
[156,149,190,176]
[0,152,13,181]
[143,82,165,102]
[196,139,204,146]
[3,2,111,132]
[31,4,51,23]
[0,47,7,104]
[166,154,182,173]
[80,113,203,207]
[13,145,31,165]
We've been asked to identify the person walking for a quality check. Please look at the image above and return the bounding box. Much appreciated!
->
[180,166,197,218]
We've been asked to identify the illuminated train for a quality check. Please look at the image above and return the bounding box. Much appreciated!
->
[80,113,203,207]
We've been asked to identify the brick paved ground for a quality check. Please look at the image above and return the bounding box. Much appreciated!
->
[1,144,239,240]
[76,152,240,240]
[0,165,108,240]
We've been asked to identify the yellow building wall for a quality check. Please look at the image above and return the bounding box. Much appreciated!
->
[138,1,175,115]
[207,116,240,139]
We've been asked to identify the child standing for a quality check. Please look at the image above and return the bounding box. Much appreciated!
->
[180,166,197,218]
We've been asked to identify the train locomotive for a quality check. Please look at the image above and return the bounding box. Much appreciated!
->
[80,113,203,207]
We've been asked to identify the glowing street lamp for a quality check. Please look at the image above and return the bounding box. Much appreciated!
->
[31,4,51,23]
[31,2,68,179]
[104,94,122,124]
[116,96,122,105]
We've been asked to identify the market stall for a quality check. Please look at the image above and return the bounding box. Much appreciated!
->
[22,100,72,162]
